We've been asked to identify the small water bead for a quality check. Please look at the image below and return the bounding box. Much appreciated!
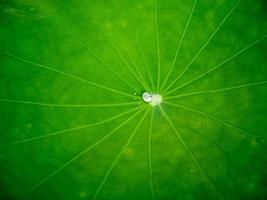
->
[142,92,153,102]
[150,94,163,106]
[142,92,163,107]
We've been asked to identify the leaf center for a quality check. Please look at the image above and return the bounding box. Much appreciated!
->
[142,92,163,106]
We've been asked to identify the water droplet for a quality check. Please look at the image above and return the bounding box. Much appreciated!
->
[142,92,163,106]
[142,92,153,102]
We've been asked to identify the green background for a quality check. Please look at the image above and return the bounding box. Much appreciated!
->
[0,0,267,199]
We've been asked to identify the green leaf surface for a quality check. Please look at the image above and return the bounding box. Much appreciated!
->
[0,0,267,199]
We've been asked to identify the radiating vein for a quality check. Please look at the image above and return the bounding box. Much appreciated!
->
[154,0,161,90]
[148,108,155,200]
[106,34,150,91]
[48,18,138,92]
[164,102,255,139]
[121,0,155,90]
[92,108,149,200]
[165,34,267,95]
[159,105,225,200]
[0,98,139,107]
[112,29,150,91]
[0,106,141,148]
[160,0,197,91]
[2,12,136,91]
[166,81,267,100]
[114,29,151,91]
[5,52,136,99]
[164,0,243,93]
[28,107,145,194]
